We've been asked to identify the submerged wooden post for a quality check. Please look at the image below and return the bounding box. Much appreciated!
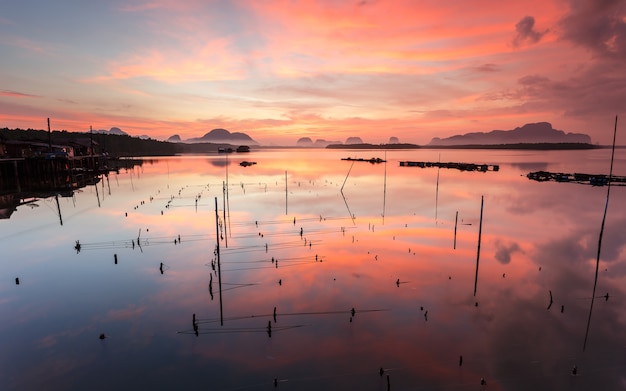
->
[473,196,484,296]
[583,115,618,352]
[435,153,440,222]
[47,118,52,152]
[55,194,63,226]
[94,174,101,208]
[223,181,228,248]
[382,151,387,225]
[215,197,224,326]
[454,211,458,249]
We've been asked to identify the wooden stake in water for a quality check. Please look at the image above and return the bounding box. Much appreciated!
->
[223,181,228,248]
[94,174,101,207]
[341,161,356,224]
[473,196,484,296]
[435,153,440,223]
[382,151,387,225]
[47,117,52,152]
[454,211,458,249]
[583,115,618,352]
[215,197,224,326]
[55,194,63,226]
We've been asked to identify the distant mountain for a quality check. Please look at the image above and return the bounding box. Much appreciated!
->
[91,127,129,136]
[428,122,591,146]
[109,127,128,136]
[168,135,182,142]
[345,137,363,144]
[186,128,257,144]
[296,137,341,147]
[389,136,400,144]
[296,137,313,146]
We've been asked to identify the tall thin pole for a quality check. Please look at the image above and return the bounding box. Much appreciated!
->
[94,175,101,208]
[226,180,231,239]
[341,161,356,224]
[223,181,228,248]
[90,125,94,170]
[47,118,52,152]
[341,161,354,192]
[473,196,484,296]
[454,211,458,249]
[583,115,618,351]
[224,153,230,237]
[435,153,440,223]
[215,197,224,326]
[55,194,63,226]
[382,151,387,225]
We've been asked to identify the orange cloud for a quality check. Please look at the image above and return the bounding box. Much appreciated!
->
[1,90,39,98]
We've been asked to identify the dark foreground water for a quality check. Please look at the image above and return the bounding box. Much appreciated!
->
[1,148,625,390]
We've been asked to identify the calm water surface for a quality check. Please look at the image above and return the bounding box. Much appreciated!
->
[1,148,626,390]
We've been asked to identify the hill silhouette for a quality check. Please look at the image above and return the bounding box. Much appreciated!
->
[184,128,257,144]
[428,122,591,146]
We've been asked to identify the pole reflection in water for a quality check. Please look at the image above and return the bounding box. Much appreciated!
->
[1,148,625,390]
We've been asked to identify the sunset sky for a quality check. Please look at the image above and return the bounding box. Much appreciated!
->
[1,0,624,145]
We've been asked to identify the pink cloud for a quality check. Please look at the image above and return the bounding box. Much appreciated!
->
[1,90,40,98]
[1,0,622,145]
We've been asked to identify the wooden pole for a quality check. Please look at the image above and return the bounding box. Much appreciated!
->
[473,196,484,296]
[47,118,52,152]
[223,181,228,248]
[435,153,440,222]
[382,151,387,225]
[454,211,458,249]
[583,115,618,351]
[94,174,101,207]
[90,125,94,171]
[215,197,224,326]
[55,194,63,226]
[225,153,231,236]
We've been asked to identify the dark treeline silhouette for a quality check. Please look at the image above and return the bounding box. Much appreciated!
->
[0,128,248,157]
[0,128,176,156]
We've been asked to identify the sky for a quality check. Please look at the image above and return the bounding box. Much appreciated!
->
[0,0,625,145]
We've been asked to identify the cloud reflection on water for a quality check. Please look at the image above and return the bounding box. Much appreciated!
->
[1,149,625,390]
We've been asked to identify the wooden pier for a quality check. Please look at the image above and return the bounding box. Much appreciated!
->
[399,161,499,172]
[0,155,141,193]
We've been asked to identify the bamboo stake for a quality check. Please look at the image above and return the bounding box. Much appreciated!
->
[382,151,387,225]
[473,196,484,296]
[223,181,228,248]
[454,211,458,249]
[583,115,618,352]
[435,153,440,222]
[215,197,224,326]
